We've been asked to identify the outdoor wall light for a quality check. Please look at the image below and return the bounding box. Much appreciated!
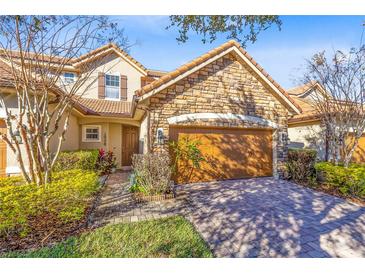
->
[157,128,164,145]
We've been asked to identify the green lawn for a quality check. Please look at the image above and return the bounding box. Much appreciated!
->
[1,216,213,258]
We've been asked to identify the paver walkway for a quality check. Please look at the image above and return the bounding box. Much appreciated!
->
[90,172,187,227]
[178,177,365,258]
[90,172,365,258]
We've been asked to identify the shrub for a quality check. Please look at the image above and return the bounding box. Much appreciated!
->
[95,148,117,175]
[131,153,172,195]
[315,162,365,198]
[169,137,205,174]
[285,149,317,185]
[0,169,100,237]
[53,150,98,171]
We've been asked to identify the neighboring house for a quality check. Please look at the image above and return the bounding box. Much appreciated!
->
[287,81,365,162]
[287,81,327,159]
[0,40,302,183]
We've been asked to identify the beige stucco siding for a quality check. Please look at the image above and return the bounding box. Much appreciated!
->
[139,114,148,154]
[77,53,144,101]
[1,94,82,174]
[49,110,80,152]
[79,122,108,150]
[288,122,326,159]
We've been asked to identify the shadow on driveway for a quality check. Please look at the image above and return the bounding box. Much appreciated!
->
[177,177,365,258]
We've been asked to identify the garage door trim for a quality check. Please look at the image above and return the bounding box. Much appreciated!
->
[167,112,278,129]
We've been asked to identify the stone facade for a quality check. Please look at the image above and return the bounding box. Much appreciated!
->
[147,53,291,177]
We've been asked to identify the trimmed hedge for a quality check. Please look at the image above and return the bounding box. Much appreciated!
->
[315,162,365,198]
[53,150,98,172]
[285,149,317,184]
[0,169,100,237]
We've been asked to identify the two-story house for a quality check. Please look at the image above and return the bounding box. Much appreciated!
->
[1,40,303,183]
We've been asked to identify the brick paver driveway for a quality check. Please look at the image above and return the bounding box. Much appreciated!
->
[177,178,365,258]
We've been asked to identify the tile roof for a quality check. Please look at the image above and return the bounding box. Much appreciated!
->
[146,69,167,78]
[135,40,302,113]
[74,97,135,118]
[0,49,74,66]
[72,43,147,73]
[287,81,329,123]
[0,60,14,87]
[288,96,319,123]
[287,81,318,96]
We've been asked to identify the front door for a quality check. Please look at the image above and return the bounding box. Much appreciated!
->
[0,120,7,177]
[122,125,139,166]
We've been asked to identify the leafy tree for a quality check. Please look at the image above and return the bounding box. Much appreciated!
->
[0,16,128,185]
[168,15,281,47]
[304,46,365,167]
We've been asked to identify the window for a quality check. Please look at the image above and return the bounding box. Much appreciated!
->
[82,125,101,142]
[105,74,120,99]
[64,72,75,84]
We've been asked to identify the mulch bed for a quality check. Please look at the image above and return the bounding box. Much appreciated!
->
[292,181,365,206]
[0,175,108,254]
[0,206,93,254]
[314,184,365,206]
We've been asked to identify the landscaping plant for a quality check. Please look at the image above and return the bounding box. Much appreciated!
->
[315,162,365,199]
[169,136,205,181]
[95,148,117,175]
[285,148,317,185]
[131,153,172,195]
[0,169,100,250]
[53,150,99,172]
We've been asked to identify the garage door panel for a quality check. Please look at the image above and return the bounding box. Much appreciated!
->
[348,134,365,163]
[169,126,273,183]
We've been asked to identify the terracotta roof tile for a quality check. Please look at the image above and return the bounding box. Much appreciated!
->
[146,69,167,78]
[287,81,318,96]
[135,40,302,113]
[0,60,14,87]
[75,97,134,118]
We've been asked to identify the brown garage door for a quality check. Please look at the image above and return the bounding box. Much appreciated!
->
[349,134,365,163]
[169,126,273,184]
[0,120,6,178]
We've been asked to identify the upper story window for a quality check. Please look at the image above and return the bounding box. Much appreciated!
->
[105,74,120,100]
[64,72,75,84]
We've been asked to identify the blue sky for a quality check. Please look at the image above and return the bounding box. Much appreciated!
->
[115,16,364,88]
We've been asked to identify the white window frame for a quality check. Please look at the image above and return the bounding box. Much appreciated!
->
[82,125,101,142]
[105,73,120,100]
[63,72,76,84]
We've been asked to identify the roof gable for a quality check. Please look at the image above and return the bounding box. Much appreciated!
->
[136,40,301,114]
[288,81,328,99]
[72,43,147,75]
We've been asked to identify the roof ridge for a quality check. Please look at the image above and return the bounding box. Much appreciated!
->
[135,39,302,113]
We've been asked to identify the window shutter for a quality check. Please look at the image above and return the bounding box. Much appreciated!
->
[120,75,128,100]
[98,72,105,99]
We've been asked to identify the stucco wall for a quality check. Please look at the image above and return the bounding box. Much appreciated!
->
[77,53,144,101]
[146,53,291,177]
[139,114,148,154]
[79,122,108,151]
[1,94,82,174]
[288,122,326,160]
